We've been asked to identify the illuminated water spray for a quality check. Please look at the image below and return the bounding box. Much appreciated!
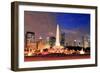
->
[55,24,60,46]
[53,24,63,49]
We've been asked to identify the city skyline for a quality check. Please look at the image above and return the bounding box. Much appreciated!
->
[24,11,90,61]
[24,11,90,46]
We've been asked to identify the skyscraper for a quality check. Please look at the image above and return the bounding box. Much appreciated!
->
[25,32,35,46]
[49,36,56,47]
[60,32,65,46]
[82,36,90,48]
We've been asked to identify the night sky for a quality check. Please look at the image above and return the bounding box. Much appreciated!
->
[25,11,90,41]
[54,13,90,35]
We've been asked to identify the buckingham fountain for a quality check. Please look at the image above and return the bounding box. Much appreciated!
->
[53,24,64,49]
[53,24,84,54]
[25,24,86,56]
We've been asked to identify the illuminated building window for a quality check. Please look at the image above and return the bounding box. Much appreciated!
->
[25,32,35,47]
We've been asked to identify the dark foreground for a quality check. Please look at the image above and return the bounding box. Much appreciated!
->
[24,54,90,61]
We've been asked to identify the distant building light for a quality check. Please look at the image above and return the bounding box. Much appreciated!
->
[39,36,42,39]
[74,40,76,42]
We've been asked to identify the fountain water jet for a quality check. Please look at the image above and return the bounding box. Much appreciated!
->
[53,24,64,49]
